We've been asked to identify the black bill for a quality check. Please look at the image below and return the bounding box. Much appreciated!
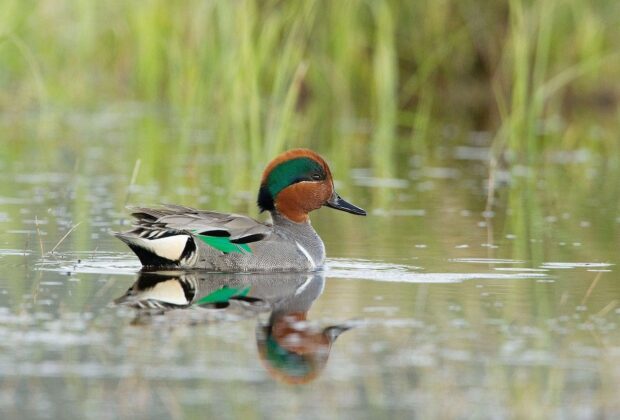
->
[325,192,366,216]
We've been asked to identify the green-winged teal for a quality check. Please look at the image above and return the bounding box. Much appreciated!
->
[115,271,352,383]
[115,149,366,271]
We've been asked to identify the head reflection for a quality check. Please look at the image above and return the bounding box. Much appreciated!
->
[115,271,352,383]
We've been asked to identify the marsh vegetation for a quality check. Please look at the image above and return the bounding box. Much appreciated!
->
[1,0,620,418]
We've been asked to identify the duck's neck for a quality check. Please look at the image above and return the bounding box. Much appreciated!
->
[270,211,326,269]
[271,211,311,227]
[274,203,309,223]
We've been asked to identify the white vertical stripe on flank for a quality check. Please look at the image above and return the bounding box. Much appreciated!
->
[295,241,316,270]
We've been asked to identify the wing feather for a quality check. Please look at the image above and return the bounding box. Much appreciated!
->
[127,205,272,244]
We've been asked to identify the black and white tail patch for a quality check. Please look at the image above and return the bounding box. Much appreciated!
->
[117,233,197,267]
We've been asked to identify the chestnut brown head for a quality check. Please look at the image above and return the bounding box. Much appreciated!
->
[257,149,366,223]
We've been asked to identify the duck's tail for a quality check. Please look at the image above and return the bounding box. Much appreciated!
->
[114,231,197,267]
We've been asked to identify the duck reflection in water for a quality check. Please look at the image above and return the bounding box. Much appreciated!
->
[114,271,352,384]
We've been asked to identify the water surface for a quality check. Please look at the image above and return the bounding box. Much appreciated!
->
[1,115,620,419]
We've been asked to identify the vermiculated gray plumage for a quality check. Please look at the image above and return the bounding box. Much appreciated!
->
[115,205,325,272]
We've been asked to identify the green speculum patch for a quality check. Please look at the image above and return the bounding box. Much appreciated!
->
[266,157,324,197]
[193,286,251,305]
[197,235,252,254]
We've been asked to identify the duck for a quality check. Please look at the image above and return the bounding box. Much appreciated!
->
[115,271,353,383]
[115,149,366,272]
[253,273,353,384]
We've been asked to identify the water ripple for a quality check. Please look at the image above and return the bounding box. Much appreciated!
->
[326,259,546,283]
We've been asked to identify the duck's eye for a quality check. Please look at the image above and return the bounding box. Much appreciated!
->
[311,173,322,181]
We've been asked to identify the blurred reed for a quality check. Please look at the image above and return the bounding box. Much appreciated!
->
[1,0,618,187]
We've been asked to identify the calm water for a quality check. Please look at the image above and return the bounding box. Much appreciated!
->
[1,113,620,419]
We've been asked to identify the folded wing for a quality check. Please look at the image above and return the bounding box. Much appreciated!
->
[128,204,272,244]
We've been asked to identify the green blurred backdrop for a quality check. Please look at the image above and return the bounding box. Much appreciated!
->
[1,6,620,415]
[1,0,619,202]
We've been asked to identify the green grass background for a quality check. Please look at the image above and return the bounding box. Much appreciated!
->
[3,1,618,153]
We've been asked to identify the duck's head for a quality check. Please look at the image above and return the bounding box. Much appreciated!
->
[257,149,366,223]
[256,312,352,385]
